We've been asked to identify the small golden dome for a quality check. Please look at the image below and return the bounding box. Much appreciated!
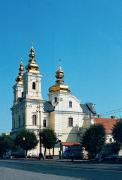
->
[16,61,24,83]
[19,61,24,73]
[26,47,39,72]
[49,65,70,93]
[55,65,64,84]
[55,65,64,79]
[29,47,35,60]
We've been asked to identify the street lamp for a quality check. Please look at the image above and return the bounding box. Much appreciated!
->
[36,104,42,155]
[22,137,26,158]
[56,138,62,159]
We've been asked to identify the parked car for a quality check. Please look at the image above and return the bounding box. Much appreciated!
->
[62,146,82,160]
[95,154,122,162]
[2,154,11,159]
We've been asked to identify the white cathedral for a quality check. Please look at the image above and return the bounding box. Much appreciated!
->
[11,47,96,156]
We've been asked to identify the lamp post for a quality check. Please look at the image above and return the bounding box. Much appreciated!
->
[36,104,42,155]
[22,137,26,158]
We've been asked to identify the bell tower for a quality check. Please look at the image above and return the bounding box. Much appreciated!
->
[12,60,24,130]
[13,61,24,103]
[23,47,42,100]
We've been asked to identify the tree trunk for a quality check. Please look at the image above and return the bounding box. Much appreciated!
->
[53,147,54,156]
[44,147,46,157]
[49,148,50,155]
[25,150,28,158]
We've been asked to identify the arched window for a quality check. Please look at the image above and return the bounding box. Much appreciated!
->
[18,116,21,128]
[69,101,72,108]
[32,115,37,125]
[43,119,46,127]
[22,115,25,126]
[54,97,57,103]
[32,82,36,90]
[109,138,112,143]
[68,117,73,127]
[14,119,15,129]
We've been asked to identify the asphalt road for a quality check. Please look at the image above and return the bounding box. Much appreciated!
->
[0,159,122,180]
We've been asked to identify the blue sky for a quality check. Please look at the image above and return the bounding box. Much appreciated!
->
[1,0,122,132]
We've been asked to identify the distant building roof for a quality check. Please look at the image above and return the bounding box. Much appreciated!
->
[94,118,117,134]
[81,103,96,116]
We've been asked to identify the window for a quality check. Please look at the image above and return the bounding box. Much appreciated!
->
[68,117,73,127]
[22,116,25,126]
[109,138,112,143]
[32,115,37,125]
[32,82,36,90]
[13,118,15,129]
[54,97,57,103]
[69,101,72,108]
[43,119,46,127]
[18,116,21,128]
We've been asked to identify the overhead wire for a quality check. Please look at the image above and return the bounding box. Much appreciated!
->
[99,107,122,117]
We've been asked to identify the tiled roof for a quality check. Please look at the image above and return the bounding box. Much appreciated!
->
[94,118,117,134]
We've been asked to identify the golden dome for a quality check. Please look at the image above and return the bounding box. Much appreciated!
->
[16,61,24,83]
[49,65,70,93]
[26,47,39,72]
[49,84,70,93]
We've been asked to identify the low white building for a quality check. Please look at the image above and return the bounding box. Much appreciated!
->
[11,47,96,156]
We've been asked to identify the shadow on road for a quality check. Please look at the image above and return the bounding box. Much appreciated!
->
[0,159,122,180]
[0,160,86,179]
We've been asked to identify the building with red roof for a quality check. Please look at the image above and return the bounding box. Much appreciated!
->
[94,117,118,143]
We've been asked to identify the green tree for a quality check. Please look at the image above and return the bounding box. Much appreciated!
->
[40,128,57,156]
[101,142,121,156]
[0,134,15,157]
[112,121,122,144]
[15,130,38,157]
[0,136,7,157]
[81,124,105,159]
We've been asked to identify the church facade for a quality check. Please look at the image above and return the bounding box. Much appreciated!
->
[11,47,95,156]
